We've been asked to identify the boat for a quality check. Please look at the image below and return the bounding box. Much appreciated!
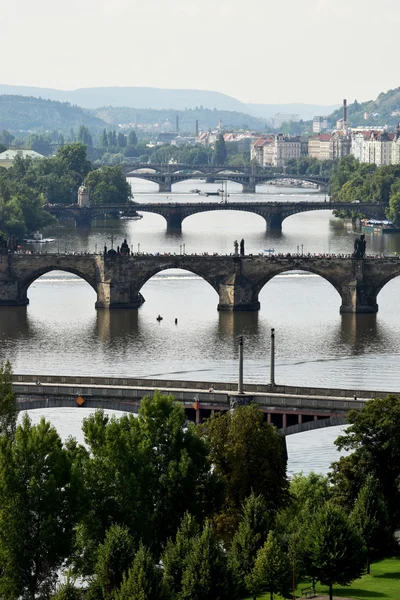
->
[361,219,400,234]
[23,232,55,243]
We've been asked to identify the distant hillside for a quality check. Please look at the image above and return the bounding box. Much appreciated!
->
[95,106,268,132]
[330,88,400,127]
[246,102,340,121]
[0,95,105,132]
[0,83,338,118]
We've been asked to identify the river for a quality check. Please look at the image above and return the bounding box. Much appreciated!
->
[2,178,400,475]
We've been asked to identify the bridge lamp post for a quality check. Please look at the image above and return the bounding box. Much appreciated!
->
[180,245,182,255]
[238,336,244,394]
[270,328,275,387]
[137,243,140,254]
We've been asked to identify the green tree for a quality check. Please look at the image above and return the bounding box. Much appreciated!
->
[77,126,93,147]
[307,503,366,600]
[213,133,227,166]
[100,129,108,147]
[246,531,291,600]
[180,521,232,600]
[229,493,273,596]
[56,143,92,178]
[331,395,400,527]
[0,129,14,147]
[84,165,132,205]
[93,524,135,598]
[350,475,390,573]
[0,360,17,439]
[57,133,65,147]
[0,415,78,600]
[128,130,138,146]
[52,580,83,600]
[387,190,400,226]
[115,544,164,600]
[162,512,200,597]
[117,132,127,148]
[201,404,288,540]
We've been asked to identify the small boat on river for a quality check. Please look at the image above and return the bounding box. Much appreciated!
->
[23,232,55,243]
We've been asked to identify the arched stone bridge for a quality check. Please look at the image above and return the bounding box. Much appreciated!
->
[134,200,386,230]
[44,201,386,230]
[124,165,330,193]
[2,253,400,314]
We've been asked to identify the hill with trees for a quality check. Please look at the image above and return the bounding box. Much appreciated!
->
[0,95,106,133]
[330,87,400,127]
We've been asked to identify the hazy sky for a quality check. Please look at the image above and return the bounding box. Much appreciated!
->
[2,0,399,105]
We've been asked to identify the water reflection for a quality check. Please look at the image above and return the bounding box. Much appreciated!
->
[338,314,383,356]
[96,309,140,343]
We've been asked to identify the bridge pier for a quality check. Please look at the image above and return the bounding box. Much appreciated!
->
[95,282,144,309]
[0,279,29,306]
[159,177,172,193]
[242,177,256,194]
[340,259,378,314]
[268,214,283,230]
[217,273,260,312]
[166,214,183,229]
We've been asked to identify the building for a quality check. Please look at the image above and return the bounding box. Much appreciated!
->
[250,135,301,167]
[0,148,44,169]
[308,134,334,161]
[312,116,329,133]
[349,130,397,166]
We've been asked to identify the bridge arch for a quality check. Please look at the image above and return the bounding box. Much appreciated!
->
[255,265,343,298]
[134,265,220,296]
[374,269,400,297]
[19,266,98,299]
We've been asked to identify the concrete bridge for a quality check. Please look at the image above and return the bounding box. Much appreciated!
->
[123,164,330,193]
[2,253,400,314]
[12,372,382,434]
[44,201,386,230]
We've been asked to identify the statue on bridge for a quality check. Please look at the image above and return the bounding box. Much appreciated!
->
[234,240,239,256]
[353,234,366,259]
[240,239,245,256]
[120,239,130,256]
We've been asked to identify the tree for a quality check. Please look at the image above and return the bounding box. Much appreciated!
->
[0,415,78,600]
[83,166,132,205]
[350,475,390,573]
[201,404,288,540]
[57,133,65,147]
[246,531,291,600]
[213,133,227,166]
[56,143,92,179]
[180,521,232,600]
[117,132,127,148]
[93,524,135,598]
[0,129,14,147]
[331,395,400,527]
[76,394,223,573]
[307,504,366,600]
[128,130,137,146]
[387,190,400,226]
[77,126,93,148]
[100,129,108,147]
[0,360,17,438]
[229,493,274,596]
[162,512,200,596]
[115,543,164,600]
[52,580,83,600]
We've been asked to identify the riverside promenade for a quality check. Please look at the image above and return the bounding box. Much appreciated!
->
[12,373,395,435]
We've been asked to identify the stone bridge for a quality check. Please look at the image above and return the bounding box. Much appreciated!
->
[44,201,386,230]
[133,201,386,230]
[123,164,330,193]
[2,253,400,314]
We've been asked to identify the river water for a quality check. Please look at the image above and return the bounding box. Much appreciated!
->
[3,178,400,475]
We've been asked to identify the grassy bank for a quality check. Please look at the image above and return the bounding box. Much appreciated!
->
[245,557,400,599]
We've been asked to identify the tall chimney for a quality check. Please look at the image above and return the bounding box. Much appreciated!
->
[195,119,199,138]
[343,99,347,125]
[176,115,179,133]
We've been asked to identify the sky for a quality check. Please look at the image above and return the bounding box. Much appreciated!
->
[2,0,400,106]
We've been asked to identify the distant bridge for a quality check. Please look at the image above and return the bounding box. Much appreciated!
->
[12,373,381,434]
[122,163,330,193]
[44,201,386,229]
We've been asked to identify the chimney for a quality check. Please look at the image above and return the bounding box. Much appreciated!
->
[195,119,199,137]
[343,99,347,125]
[176,115,179,133]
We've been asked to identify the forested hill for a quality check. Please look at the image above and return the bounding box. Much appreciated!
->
[329,87,400,127]
[0,95,105,132]
[95,106,268,132]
